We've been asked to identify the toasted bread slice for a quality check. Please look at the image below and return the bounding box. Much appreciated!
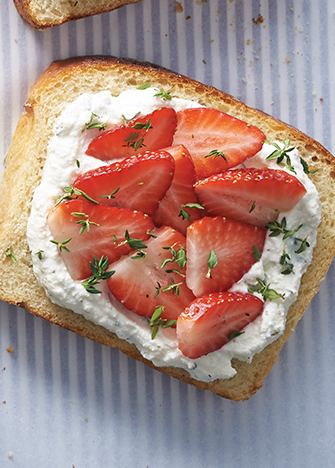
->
[14,0,142,29]
[1,56,335,400]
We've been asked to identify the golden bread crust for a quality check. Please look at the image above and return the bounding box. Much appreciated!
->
[1,56,335,400]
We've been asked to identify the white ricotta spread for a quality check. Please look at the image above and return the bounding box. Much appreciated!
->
[27,88,321,382]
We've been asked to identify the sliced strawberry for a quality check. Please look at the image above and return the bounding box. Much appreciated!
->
[177,292,264,359]
[85,107,177,160]
[73,150,175,216]
[195,168,307,227]
[47,199,154,281]
[106,226,195,321]
[153,145,203,235]
[173,108,265,178]
[186,217,266,297]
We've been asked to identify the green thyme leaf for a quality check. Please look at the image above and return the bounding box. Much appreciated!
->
[123,230,147,258]
[160,246,177,268]
[55,185,98,206]
[204,150,227,161]
[249,201,256,213]
[248,278,284,301]
[206,250,218,279]
[154,89,172,101]
[99,187,120,200]
[36,250,44,260]
[266,217,302,240]
[82,255,115,294]
[154,282,161,298]
[137,82,151,90]
[50,238,72,253]
[300,157,318,174]
[71,212,99,235]
[5,248,17,262]
[76,159,80,168]
[266,138,296,173]
[280,251,294,275]
[162,278,184,297]
[149,305,176,339]
[294,237,310,254]
[82,112,107,132]
[176,245,187,269]
[178,203,204,221]
[228,330,244,341]
[253,244,261,261]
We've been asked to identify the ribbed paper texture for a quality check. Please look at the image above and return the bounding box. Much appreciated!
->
[1,1,335,466]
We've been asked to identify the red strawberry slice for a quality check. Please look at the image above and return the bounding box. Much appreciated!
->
[173,108,265,179]
[153,145,204,235]
[85,107,177,160]
[195,168,307,227]
[47,199,155,281]
[186,217,266,297]
[177,292,264,359]
[106,226,195,321]
[73,150,175,216]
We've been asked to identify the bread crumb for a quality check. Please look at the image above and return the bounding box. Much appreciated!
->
[8,452,13,458]
[285,57,290,62]
[320,97,323,102]
[175,1,183,13]
[252,14,264,24]
[84,416,88,421]
[6,347,14,354]
[242,78,247,84]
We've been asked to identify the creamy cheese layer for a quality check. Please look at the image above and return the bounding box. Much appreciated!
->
[27,88,321,382]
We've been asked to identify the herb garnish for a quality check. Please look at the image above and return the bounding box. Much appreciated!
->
[204,150,227,161]
[50,238,72,253]
[249,201,256,213]
[248,278,284,301]
[82,255,115,294]
[99,187,120,200]
[280,251,294,275]
[82,112,107,132]
[176,246,187,269]
[253,244,261,261]
[124,230,147,258]
[36,249,44,260]
[206,250,218,279]
[154,282,161,298]
[228,330,244,341]
[55,185,98,206]
[137,83,151,90]
[5,248,16,262]
[178,203,205,222]
[150,305,177,339]
[121,112,141,125]
[162,278,184,297]
[71,212,99,235]
[266,217,302,240]
[300,157,318,174]
[154,89,172,101]
[266,138,296,173]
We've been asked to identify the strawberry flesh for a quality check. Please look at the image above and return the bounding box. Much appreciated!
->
[186,217,266,297]
[173,108,265,179]
[153,145,203,235]
[106,226,195,321]
[177,292,264,359]
[195,168,307,227]
[73,150,175,216]
[47,199,154,281]
[86,107,177,160]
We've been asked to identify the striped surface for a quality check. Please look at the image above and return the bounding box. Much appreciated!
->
[1,0,335,466]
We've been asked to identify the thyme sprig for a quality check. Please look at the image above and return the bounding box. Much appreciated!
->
[5,247,16,262]
[206,250,218,279]
[99,187,120,200]
[55,184,98,206]
[266,138,296,173]
[82,112,107,132]
[300,157,318,174]
[178,203,205,222]
[123,230,147,258]
[154,89,172,101]
[280,251,294,275]
[150,305,177,339]
[50,238,72,253]
[162,278,184,297]
[82,255,115,294]
[204,150,227,161]
[266,217,303,240]
[71,212,99,235]
[137,83,151,90]
[248,278,284,301]
[161,245,187,270]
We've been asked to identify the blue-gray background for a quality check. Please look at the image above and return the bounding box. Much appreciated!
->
[1,0,335,466]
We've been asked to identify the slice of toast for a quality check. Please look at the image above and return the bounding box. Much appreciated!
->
[14,0,142,29]
[1,56,335,400]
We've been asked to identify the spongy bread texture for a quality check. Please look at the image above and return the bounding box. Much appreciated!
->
[14,0,142,29]
[1,56,335,401]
